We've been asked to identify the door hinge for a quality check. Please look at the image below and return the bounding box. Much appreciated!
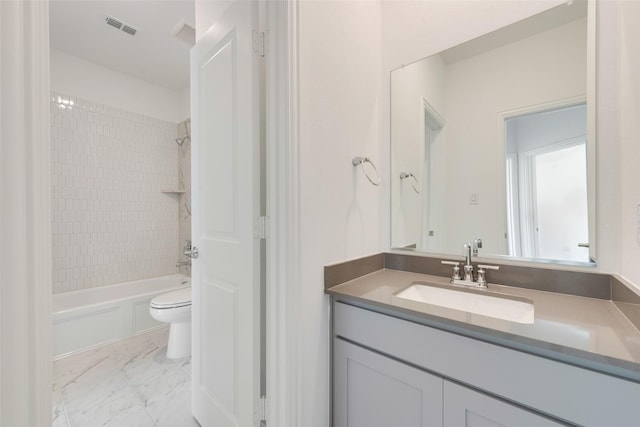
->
[255,395,267,426]
[253,30,265,57]
[254,216,269,239]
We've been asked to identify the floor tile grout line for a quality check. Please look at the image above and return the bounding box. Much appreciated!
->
[121,362,158,426]
[174,357,192,378]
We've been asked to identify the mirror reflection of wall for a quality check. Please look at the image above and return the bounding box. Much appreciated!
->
[390,0,593,264]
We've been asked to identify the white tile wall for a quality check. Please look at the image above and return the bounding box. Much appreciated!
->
[51,93,180,294]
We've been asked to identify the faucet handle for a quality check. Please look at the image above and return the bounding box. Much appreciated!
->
[477,264,499,286]
[183,241,198,259]
[441,260,462,280]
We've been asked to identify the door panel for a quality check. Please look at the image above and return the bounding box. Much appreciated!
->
[334,338,443,427]
[201,279,237,411]
[191,1,260,426]
[444,381,567,427]
[200,36,237,237]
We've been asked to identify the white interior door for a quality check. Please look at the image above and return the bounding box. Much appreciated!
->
[190,1,261,425]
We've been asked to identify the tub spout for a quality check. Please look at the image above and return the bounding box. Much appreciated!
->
[176,260,191,268]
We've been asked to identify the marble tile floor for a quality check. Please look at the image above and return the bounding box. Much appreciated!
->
[52,327,200,427]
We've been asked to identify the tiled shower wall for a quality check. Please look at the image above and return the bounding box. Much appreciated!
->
[51,93,180,293]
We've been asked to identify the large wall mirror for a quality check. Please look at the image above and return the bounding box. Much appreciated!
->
[391,0,596,265]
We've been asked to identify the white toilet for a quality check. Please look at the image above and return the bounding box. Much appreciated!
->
[149,287,192,359]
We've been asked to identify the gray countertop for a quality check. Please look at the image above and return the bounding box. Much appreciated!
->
[327,268,640,383]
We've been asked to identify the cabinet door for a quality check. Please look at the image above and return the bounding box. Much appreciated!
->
[334,338,443,427]
[444,381,569,427]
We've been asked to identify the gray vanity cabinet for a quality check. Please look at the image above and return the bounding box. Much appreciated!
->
[332,301,640,426]
[333,338,443,427]
[334,336,566,427]
[443,382,566,427]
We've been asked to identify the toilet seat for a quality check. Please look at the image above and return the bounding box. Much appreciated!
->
[150,287,191,309]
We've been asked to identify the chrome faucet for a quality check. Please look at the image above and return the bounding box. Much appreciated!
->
[177,240,194,268]
[473,238,482,256]
[463,243,473,282]
[183,240,198,259]
[440,242,499,289]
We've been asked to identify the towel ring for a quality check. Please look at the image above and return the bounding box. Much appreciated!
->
[352,157,381,186]
[400,172,421,194]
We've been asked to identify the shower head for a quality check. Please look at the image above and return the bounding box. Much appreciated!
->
[175,136,190,146]
[176,121,191,146]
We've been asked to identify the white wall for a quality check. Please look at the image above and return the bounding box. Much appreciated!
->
[194,0,233,39]
[391,55,446,249]
[618,0,640,286]
[50,49,189,123]
[297,2,382,425]
[381,0,569,69]
[442,18,586,255]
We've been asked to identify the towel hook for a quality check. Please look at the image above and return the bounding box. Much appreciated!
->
[400,172,421,194]
[352,157,381,186]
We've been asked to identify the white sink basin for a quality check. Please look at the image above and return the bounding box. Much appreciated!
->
[392,281,534,324]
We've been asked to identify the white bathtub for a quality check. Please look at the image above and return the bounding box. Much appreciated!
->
[52,274,190,359]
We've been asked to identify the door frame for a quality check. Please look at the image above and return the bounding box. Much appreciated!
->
[0,1,52,425]
[264,0,301,425]
[419,98,445,251]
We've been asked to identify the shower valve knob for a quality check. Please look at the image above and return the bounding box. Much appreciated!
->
[184,245,198,259]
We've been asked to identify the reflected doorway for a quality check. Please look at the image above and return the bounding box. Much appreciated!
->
[421,99,445,251]
[505,103,590,262]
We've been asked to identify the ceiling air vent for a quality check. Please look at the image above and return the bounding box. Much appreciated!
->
[105,16,123,30]
[121,25,137,36]
[105,16,137,36]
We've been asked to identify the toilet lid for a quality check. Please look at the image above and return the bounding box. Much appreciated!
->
[151,287,192,309]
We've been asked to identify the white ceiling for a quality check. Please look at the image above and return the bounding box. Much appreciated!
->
[50,0,195,91]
